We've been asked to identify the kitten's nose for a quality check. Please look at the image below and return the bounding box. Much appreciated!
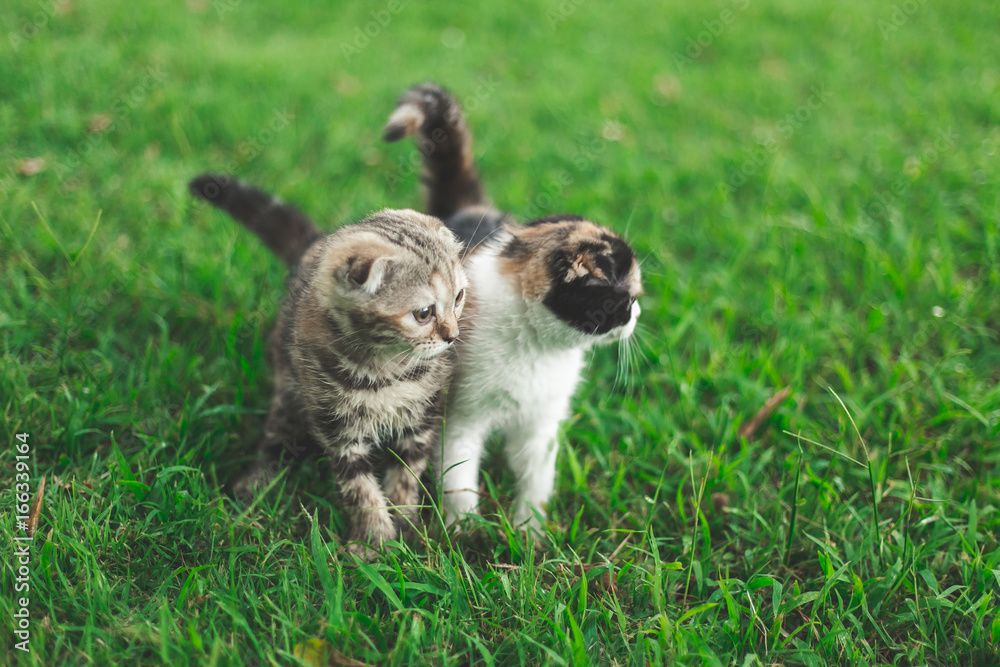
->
[438,320,458,343]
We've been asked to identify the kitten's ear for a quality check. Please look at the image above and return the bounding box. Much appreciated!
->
[344,254,392,294]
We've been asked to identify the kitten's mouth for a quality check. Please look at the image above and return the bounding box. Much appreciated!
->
[592,324,634,343]
[413,341,452,359]
[590,301,640,342]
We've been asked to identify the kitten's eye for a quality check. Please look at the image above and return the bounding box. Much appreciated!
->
[413,306,434,323]
[455,289,465,305]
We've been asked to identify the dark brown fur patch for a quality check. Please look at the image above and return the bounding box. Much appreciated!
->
[497,220,613,299]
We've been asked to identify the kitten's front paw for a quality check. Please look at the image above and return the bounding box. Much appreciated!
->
[345,510,398,561]
[444,506,481,533]
[443,490,481,531]
[512,504,546,535]
[393,508,423,540]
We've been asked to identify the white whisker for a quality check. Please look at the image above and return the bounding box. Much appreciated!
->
[460,198,502,262]
[623,205,638,240]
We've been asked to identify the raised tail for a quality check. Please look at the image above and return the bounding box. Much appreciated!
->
[189,174,323,268]
[382,83,487,221]
[382,83,511,251]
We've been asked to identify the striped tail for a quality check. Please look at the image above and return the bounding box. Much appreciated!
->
[382,83,487,221]
[189,174,322,268]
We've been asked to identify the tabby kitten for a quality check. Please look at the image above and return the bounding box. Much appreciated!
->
[190,174,468,558]
[383,84,642,529]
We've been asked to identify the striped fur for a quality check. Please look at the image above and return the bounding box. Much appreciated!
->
[383,84,642,529]
[190,174,322,268]
[191,175,467,559]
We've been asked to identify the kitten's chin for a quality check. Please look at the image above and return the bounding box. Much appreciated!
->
[617,310,640,340]
[590,323,633,345]
[412,342,451,360]
[590,301,640,344]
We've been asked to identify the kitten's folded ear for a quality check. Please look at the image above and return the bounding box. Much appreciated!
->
[334,238,396,295]
[344,254,392,294]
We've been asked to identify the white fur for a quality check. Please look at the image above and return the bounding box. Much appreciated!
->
[439,245,640,528]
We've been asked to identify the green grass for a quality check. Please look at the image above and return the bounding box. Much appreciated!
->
[2,0,999,664]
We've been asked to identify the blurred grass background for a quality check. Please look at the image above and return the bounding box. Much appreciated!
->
[1,0,999,664]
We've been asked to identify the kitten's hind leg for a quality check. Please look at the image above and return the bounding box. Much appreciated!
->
[231,390,314,500]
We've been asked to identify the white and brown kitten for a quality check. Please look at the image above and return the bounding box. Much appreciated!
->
[190,174,468,558]
[383,84,642,529]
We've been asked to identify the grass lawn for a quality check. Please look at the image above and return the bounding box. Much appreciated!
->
[2,0,999,664]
